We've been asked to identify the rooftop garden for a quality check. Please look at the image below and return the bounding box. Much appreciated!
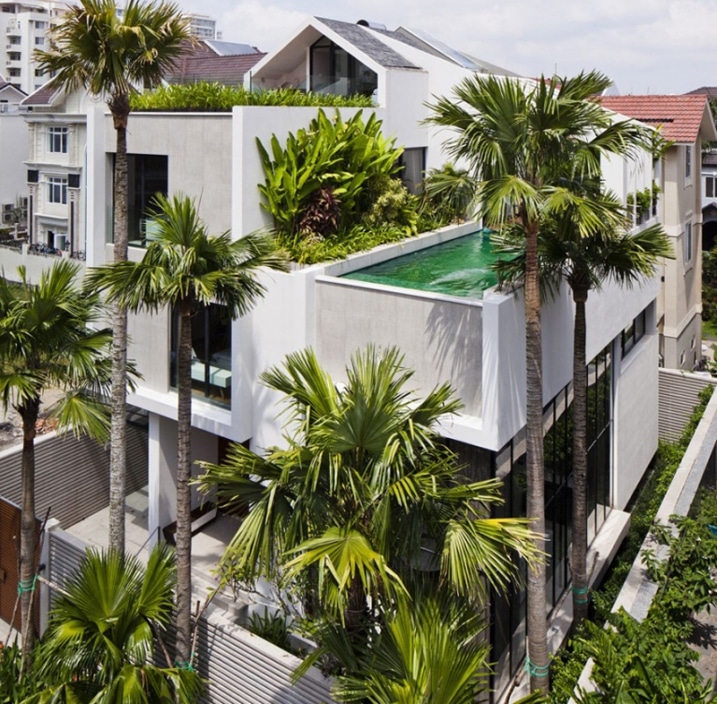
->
[257,110,468,263]
[129,81,374,112]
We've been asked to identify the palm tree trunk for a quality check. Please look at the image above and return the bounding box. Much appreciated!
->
[108,120,128,552]
[175,302,193,663]
[19,398,39,664]
[571,288,589,626]
[524,223,549,695]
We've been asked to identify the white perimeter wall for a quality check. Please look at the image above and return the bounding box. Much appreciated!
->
[0,113,27,207]
[614,329,659,509]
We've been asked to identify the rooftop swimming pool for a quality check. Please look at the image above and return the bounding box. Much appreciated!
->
[342,229,500,300]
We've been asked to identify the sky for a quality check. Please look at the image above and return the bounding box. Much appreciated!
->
[177,0,717,95]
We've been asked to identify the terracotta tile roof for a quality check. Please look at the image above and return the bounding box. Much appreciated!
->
[164,53,266,86]
[599,94,710,143]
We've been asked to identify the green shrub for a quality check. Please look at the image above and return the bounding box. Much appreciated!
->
[130,82,373,112]
[550,385,714,702]
[257,109,426,262]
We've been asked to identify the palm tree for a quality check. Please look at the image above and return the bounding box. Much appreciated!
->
[495,192,672,626]
[87,193,288,665]
[35,0,190,553]
[26,545,203,703]
[0,260,112,663]
[199,345,541,665]
[427,71,653,693]
[334,594,549,704]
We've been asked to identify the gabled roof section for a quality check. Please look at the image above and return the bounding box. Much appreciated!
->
[0,80,26,102]
[686,86,717,99]
[206,40,261,56]
[315,17,419,69]
[21,80,62,107]
[599,94,717,143]
[164,52,266,86]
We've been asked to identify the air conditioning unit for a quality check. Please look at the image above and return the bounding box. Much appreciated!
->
[2,203,13,212]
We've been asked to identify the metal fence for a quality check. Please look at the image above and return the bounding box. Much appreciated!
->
[658,368,717,442]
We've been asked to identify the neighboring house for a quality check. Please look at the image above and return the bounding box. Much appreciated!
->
[163,39,265,86]
[0,16,673,703]
[0,0,63,94]
[20,84,100,254]
[684,87,717,252]
[0,74,28,226]
[600,94,717,370]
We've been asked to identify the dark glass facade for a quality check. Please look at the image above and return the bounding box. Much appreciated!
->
[309,36,378,97]
[170,303,232,408]
[489,344,613,697]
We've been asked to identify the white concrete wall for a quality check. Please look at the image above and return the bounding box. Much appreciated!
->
[0,113,27,208]
[614,329,659,509]
[85,106,109,266]
[147,413,219,536]
[316,278,483,413]
[107,112,234,236]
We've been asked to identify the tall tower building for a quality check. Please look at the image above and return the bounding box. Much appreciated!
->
[0,0,65,94]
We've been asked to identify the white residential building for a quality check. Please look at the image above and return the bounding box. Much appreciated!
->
[601,95,717,370]
[0,16,675,702]
[0,0,64,94]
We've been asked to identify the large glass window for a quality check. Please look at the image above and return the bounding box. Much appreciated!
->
[48,176,67,204]
[489,345,612,700]
[309,36,377,97]
[684,221,693,263]
[170,303,232,408]
[48,126,68,154]
[124,154,168,246]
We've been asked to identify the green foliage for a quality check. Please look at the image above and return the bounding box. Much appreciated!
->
[703,245,717,327]
[361,177,419,236]
[0,644,46,703]
[257,109,422,261]
[421,163,478,223]
[23,545,203,703]
[36,0,189,118]
[200,345,541,696]
[550,386,715,703]
[625,183,659,224]
[572,515,717,703]
[246,609,293,653]
[130,82,374,111]
[87,193,289,316]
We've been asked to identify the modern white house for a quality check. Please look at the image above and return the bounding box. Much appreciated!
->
[600,94,717,371]
[0,16,677,702]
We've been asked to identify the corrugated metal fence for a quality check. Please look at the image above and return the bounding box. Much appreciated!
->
[44,529,336,704]
[658,369,717,442]
[0,422,147,529]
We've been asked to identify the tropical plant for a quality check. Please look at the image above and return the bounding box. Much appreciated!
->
[571,515,717,704]
[0,260,112,663]
[421,163,478,223]
[130,81,374,112]
[494,188,672,625]
[25,545,203,703]
[86,193,288,665]
[428,71,654,694]
[199,346,541,669]
[257,109,412,258]
[36,0,191,553]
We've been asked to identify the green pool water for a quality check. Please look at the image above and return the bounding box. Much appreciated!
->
[343,230,499,300]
